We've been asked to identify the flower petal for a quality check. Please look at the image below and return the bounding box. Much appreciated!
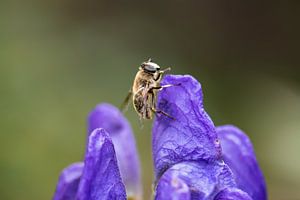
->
[53,162,84,200]
[214,188,253,200]
[155,161,236,200]
[217,125,267,200]
[155,174,191,200]
[76,128,126,200]
[88,103,141,198]
[152,75,222,178]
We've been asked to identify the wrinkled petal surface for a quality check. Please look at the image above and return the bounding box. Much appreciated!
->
[153,75,222,178]
[53,162,83,200]
[217,125,267,200]
[76,128,126,200]
[88,103,141,198]
[155,161,236,200]
[214,188,253,200]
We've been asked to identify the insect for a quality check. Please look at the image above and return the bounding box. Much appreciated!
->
[121,58,178,120]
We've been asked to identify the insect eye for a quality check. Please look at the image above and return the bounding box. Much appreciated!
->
[143,64,157,73]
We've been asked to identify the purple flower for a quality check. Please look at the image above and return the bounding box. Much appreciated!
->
[152,75,266,200]
[216,125,267,200]
[53,163,83,200]
[88,103,142,198]
[76,128,127,200]
[53,74,267,200]
[53,104,141,200]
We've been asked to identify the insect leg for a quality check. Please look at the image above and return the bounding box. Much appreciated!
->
[151,107,175,120]
[149,83,181,92]
[142,85,150,119]
[153,67,172,81]
[159,67,171,74]
[120,89,133,112]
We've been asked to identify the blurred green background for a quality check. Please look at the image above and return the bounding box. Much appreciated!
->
[1,1,299,199]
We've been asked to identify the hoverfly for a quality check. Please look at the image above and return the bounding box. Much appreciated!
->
[121,58,178,120]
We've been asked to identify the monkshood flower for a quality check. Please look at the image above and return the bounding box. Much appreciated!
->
[53,74,267,200]
[153,75,267,200]
[53,104,141,200]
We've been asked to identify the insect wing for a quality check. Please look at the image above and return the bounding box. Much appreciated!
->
[120,89,133,112]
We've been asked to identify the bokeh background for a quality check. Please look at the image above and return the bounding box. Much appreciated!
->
[1,1,299,199]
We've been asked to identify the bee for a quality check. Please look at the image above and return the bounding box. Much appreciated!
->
[122,58,178,120]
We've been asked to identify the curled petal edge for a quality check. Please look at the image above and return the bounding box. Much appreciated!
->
[155,160,237,199]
